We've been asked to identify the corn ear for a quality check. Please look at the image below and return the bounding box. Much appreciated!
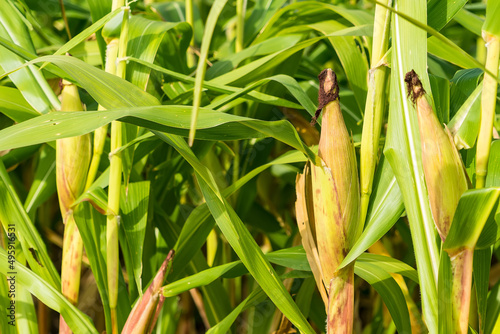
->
[316,70,361,251]
[296,69,360,333]
[57,80,91,334]
[57,81,91,218]
[406,70,470,333]
[405,70,467,241]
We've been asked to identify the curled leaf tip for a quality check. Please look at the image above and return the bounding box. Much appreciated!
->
[404,69,425,103]
[167,249,175,262]
[311,69,339,126]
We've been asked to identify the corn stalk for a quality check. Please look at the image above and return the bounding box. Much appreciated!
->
[476,0,500,189]
[104,2,129,333]
[359,0,392,225]
[185,0,196,68]
[476,33,499,189]
[85,38,118,189]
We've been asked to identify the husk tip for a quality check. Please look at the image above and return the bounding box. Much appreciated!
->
[312,69,339,125]
[404,70,425,103]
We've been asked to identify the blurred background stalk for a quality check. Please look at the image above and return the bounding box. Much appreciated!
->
[106,2,128,333]
[476,0,500,189]
[185,0,196,68]
[476,33,499,189]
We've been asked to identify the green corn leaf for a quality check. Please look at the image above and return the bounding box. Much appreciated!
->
[165,246,419,296]
[126,18,190,91]
[164,246,311,297]
[24,145,56,216]
[0,270,16,334]
[155,132,315,334]
[486,141,500,188]
[354,260,412,334]
[73,201,132,333]
[429,74,450,124]
[443,188,500,251]
[206,34,302,80]
[474,141,500,249]
[243,0,287,43]
[15,282,38,333]
[474,248,492,334]
[0,106,317,164]
[119,181,150,296]
[449,68,483,118]
[427,36,480,69]
[47,8,121,60]
[369,0,499,80]
[0,0,59,113]
[437,250,453,333]
[310,20,368,112]
[0,86,38,123]
[209,25,372,87]
[427,0,468,31]
[128,56,309,110]
[448,79,482,150]
[206,74,316,115]
[87,0,112,64]
[190,0,229,145]
[0,248,98,334]
[485,281,500,334]
[0,55,160,109]
[356,253,419,284]
[206,288,267,334]
[453,9,483,36]
[171,150,308,278]
[1,145,42,170]
[482,0,500,37]
[121,17,189,191]
[0,160,60,288]
[155,206,232,326]
[0,36,68,80]
[254,1,372,45]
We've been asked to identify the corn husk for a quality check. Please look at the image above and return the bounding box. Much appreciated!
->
[296,69,360,333]
[405,70,470,333]
[57,81,91,218]
[405,70,468,241]
[57,80,91,334]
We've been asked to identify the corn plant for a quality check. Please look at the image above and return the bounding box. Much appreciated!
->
[0,0,500,333]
